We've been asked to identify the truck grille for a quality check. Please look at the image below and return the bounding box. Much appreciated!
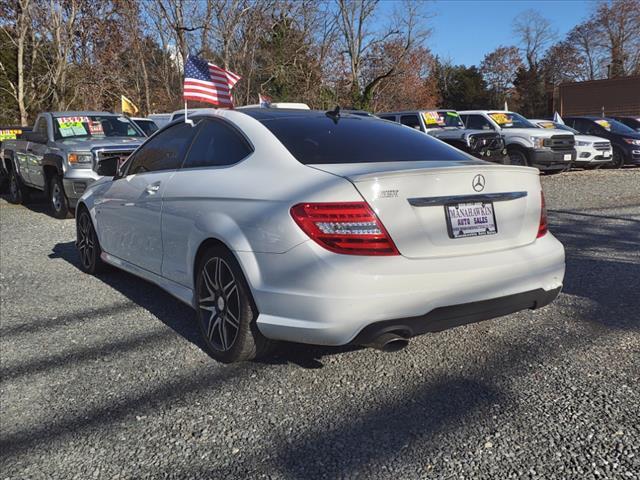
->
[93,148,137,171]
[545,135,575,151]
[594,142,611,151]
[468,133,504,152]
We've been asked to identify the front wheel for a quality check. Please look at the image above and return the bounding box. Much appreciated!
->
[49,174,71,219]
[610,148,625,169]
[76,209,106,274]
[195,246,274,363]
[508,149,528,167]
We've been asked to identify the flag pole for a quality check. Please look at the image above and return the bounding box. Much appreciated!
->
[184,100,193,126]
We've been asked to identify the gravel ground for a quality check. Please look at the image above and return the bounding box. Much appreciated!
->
[1,168,639,479]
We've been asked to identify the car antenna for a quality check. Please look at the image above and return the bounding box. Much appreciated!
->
[326,105,341,123]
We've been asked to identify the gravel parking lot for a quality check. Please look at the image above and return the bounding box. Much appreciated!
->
[1,169,639,479]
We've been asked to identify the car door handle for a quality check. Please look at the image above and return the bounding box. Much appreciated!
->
[145,183,161,194]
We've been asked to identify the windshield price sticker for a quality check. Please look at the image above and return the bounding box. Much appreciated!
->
[446,111,459,117]
[539,122,555,129]
[88,121,104,134]
[0,129,22,141]
[57,116,89,136]
[595,119,611,130]
[423,111,441,125]
[489,113,511,125]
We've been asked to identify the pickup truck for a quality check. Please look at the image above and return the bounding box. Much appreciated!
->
[458,110,576,173]
[1,111,145,218]
[378,109,509,163]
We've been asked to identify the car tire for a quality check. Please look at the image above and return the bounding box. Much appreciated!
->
[508,149,528,167]
[8,168,29,204]
[49,174,71,219]
[610,148,625,169]
[195,246,275,363]
[76,208,107,274]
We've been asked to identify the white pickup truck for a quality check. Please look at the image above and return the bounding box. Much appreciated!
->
[459,111,576,173]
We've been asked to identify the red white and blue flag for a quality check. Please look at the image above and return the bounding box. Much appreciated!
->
[259,93,272,108]
[183,56,241,108]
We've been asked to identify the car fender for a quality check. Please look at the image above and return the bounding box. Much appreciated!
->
[42,153,64,177]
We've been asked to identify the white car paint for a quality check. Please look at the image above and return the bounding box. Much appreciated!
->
[79,109,565,347]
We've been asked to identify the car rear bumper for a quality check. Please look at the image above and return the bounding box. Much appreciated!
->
[240,233,565,346]
[350,286,561,345]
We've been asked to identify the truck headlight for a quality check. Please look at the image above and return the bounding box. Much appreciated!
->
[68,152,93,166]
[575,141,590,147]
[530,136,545,149]
[623,138,640,146]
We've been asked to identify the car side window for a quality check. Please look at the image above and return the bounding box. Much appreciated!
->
[379,115,397,122]
[127,122,196,175]
[34,117,48,136]
[465,115,494,130]
[182,118,253,169]
[400,115,422,130]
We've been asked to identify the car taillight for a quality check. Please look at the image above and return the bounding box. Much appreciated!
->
[290,202,399,256]
[537,191,548,238]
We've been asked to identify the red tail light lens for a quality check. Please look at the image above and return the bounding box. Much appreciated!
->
[537,191,548,238]
[290,202,399,256]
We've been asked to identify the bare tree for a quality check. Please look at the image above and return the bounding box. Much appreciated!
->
[512,9,556,69]
[593,0,640,77]
[335,0,432,109]
[567,21,603,80]
[480,46,522,108]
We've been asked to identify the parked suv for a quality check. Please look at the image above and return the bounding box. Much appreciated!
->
[563,116,640,168]
[379,110,508,163]
[612,116,640,133]
[530,119,612,168]
[459,111,576,172]
[0,112,145,218]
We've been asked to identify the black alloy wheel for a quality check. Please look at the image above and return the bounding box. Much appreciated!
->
[76,209,106,274]
[195,246,273,363]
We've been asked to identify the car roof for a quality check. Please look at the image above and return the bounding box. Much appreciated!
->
[50,111,115,117]
[233,108,376,121]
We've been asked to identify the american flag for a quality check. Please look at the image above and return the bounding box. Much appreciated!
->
[183,56,241,108]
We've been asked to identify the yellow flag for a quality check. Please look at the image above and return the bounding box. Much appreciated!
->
[121,95,139,115]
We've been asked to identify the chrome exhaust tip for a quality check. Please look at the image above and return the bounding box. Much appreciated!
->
[364,332,409,352]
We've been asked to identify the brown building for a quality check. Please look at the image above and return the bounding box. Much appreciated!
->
[554,75,640,117]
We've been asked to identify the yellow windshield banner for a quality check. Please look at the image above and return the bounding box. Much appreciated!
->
[539,122,555,129]
[423,111,440,125]
[595,119,610,130]
[0,129,22,141]
[489,113,510,125]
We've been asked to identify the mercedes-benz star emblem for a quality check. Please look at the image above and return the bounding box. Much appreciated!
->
[472,174,486,192]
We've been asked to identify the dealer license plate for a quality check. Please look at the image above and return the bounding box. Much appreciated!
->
[445,202,497,239]
[564,154,572,160]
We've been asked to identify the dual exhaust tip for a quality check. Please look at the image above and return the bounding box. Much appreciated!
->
[362,332,409,352]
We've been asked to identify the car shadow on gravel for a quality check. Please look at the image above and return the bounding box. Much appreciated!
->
[49,240,363,369]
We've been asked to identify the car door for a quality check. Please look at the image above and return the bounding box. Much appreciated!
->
[96,122,198,274]
[160,118,254,287]
[27,116,50,189]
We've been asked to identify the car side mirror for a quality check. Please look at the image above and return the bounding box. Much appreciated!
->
[96,156,119,177]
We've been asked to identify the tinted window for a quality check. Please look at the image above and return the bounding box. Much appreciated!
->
[182,119,252,169]
[379,115,397,122]
[134,119,159,136]
[256,113,470,164]
[464,115,494,131]
[34,117,48,135]
[400,114,421,130]
[127,123,196,175]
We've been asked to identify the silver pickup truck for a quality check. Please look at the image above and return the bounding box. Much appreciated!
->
[0,111,145,218]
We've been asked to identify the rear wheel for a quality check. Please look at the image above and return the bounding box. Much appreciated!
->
[508,149,528,167]
[76,209,106,274]
[49,174,70,218]
[8,168,29,204]
[195,246,274,363]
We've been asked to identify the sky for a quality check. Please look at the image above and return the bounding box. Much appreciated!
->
[378,0,597,66]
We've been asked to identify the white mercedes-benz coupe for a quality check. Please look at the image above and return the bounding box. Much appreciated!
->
[76,108,565,363]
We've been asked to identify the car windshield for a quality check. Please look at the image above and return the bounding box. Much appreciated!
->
[489,112,535,129]
[53,115,144,140]
[253,112,471,164]
[134,119,159,136]
[536,121,578,134]
[422,111,464,128]
[594,118,637,134]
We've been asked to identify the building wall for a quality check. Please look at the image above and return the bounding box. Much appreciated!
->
[557,76,640,116]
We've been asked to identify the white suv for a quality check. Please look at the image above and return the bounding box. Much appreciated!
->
[459,111,576,173]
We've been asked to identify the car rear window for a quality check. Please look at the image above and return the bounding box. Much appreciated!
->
[255,113,470,164]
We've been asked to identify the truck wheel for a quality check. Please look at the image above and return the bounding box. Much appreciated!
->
[195,245,275,363]
[76,208,107,274]
[508,149,528,167]
[8,169,29,204]
[49,174,71,219]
